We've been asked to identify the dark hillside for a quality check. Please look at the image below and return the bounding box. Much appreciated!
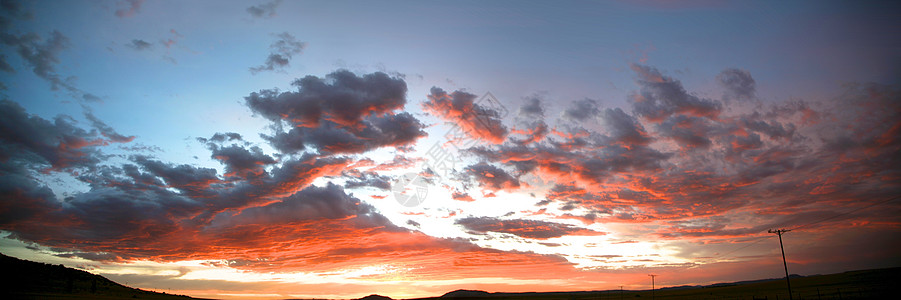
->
[0,252,203,300]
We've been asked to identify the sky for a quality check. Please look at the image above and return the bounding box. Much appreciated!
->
[0,0,899,299]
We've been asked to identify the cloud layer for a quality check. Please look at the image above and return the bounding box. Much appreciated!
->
[1,62,898,299]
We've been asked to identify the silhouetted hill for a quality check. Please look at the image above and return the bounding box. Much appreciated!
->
[0,252,204,299]
[357,294,393,300]
[440,289,491,298]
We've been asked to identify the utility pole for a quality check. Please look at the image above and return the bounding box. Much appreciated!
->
[619,285,623,300]
[769,229,793,300]
[648,274,657,300]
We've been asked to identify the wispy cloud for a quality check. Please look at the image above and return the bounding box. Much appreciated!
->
[114,0,144,18]
[246,0,282,19]
[249,32,305,74]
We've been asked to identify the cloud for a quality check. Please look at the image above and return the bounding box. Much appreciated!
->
[215,182,390,228]
[115,0,144,18]
[246,0,282,19]
[2,61,900,296]
[630,64,722,122]
[212,145,276,179]
[455,217,605,239]
[0,104,359,260]
[0,19,97,101]
[717,68,756,101]
[198,133,276,179]
[342,169,392,190]
[452,191,475,202]
[126,39,152,51]
[162,29,182,49]
[246,70,426,155]
[2,30,68,90]
[0,54,13,73]
[563,98,600,122]
[654,114,717,149]
[511,96,549,145]
[0,99,129,172]
[250,32,306,74]
[0,169,59,226]
[601,107,652,147]
[519,96,545,118]
[462,65,901,232]
[423,87,508,144]
[84,109,135,143]
[463,162,520,191]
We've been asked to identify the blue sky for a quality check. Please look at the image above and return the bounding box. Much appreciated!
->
[1,1,899,299]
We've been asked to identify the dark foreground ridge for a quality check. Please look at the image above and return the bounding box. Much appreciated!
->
[400,268,899,300]
[0,252,206,300]
[2,251,897,300]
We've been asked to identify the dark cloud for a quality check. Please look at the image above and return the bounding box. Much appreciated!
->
[0,54,13,73]
[451,191,475,202]
[740,115,794,140]
[126,39,152,51]
[0,100,123,172]
[246,0,282,19]
[0,170,59,226]
[630,64,722,122]
[84,109,135,143]
[0,102,364,260]
[655,114,717,149]
[115,0,144,18]
[455,217,605,239]
[246,70,426,155]
[519,96,544,118]
[423,87,508,144]
[464,162,520,191]
[197,132,277,180]
[512,96,548,145]
[250,32,305,74]
[209,144,276,179]
[563,98,600,122]
[220,183,390,228]
[717,68,756,101]
[2,30,68,90]
[601,107,651,146]
[197,132,243,144]
[658,216,772,238]
[342,169,391,190]
[0,23,96,101]
[132,155,221,198]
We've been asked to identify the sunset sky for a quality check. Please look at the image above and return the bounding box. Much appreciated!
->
[1,0,900,299]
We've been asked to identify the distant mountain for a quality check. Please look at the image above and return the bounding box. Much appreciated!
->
[357,294,393,300]
[0,252,202,299]
[440,289,492,298]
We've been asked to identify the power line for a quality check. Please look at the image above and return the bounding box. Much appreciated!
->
[611,194,901,294]
[699,194,901,265]
[790,194,901,231]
